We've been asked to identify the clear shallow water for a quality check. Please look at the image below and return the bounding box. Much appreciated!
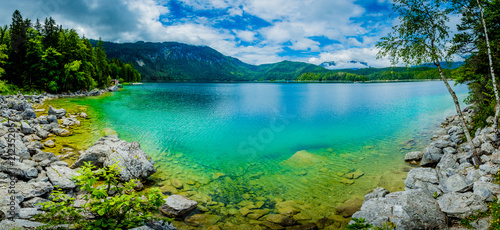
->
[46,81,468,228]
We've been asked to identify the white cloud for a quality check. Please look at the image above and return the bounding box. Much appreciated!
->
[0,0,399,66]
[308,48,392,68]
[234,30,256,42]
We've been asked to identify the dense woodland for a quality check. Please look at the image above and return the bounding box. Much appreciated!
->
[0,10,141,93]
[452,0,500,129]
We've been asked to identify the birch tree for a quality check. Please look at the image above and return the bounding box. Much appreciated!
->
[377,0,481,165]
[453,0,499,131]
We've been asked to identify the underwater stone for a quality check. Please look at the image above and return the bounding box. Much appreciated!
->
[160,195,197,217]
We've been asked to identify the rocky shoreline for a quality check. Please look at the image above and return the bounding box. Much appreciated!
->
[352,106,500,229]
[0,87,182,229]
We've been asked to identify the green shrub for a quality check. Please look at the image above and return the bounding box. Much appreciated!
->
[35,162,170,230]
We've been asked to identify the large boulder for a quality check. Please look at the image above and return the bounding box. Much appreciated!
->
[159,195,197,217]
[48,106,66,119]
[351,189,447,229]
[420,145,444,167]
[437,192,488,219]
[404,168,441,196]
[46,165,79,189]
[22,109,37,120]
[404,151,423,162]
[14,181,53,199]
[440,173,473,193]
[71,135,156,181]
[364,187,390,202]
[0,160,38,180]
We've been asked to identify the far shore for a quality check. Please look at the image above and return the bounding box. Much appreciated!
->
[138,78,446,84]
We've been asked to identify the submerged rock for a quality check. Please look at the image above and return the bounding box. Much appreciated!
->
[159,195,197,217]
[281,150,325,167]
[71,135,156,181]
[404,151,423,161]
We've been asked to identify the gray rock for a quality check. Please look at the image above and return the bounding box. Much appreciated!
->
[364,187,389,202]
[0,160,38,180]
[13,137,30,160]
[159,195,197,217]
[13,219,44,228]
[467,169,485,182]
[48,106,66,119]
[420,145,443,166]
[351,189,447,229]
[405,168,441,196]
[18,208,39,219]
[36,129,49,139]
[440,174,473,193]
[0,196,20,219]
[437,192,488,219]
[443,147,457,155]
[474,181,500,199]
[43,139,55,148]
[16,181,53,199]
[52,128,70,136]
[436,153,459,174]
[80,112,88,119]
[21,197,49,210]
[479,162,500,175]
[481,142,495,155]
[108,85,119,92]
[71,135,156,182]
[22,109,36,120]
[46,115,58,124]
[51,161,69,167]
[433,139,456,148]
[32,151,59,163]
[61,118,80,127]
[46,165,78,189]
[404,151,423,161]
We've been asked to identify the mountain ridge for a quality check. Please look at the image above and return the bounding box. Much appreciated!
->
[91,40,463,82]
[90,40,328,81]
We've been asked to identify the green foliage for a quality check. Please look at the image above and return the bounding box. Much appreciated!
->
[35,189,83,229]
[460,210,490,229]
[376,0,453,67]
[0,80,18,94]
[347,218,396,230]
[35,162,170,230]
[452,0,500,131]
[347,218,372,230]
[0,10,140,93]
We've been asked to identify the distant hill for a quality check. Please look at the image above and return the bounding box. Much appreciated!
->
[91,40,327,81]
[92,40,464,82]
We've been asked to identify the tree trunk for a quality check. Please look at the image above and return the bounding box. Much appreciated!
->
[436,60,481,166]
[476,0,499,131]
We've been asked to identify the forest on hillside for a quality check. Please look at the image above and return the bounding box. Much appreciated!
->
[0,10,141,93]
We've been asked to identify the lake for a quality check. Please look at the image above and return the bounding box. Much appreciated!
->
[44,81,468,228]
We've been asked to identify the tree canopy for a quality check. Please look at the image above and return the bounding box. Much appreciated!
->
[0,10,141,93]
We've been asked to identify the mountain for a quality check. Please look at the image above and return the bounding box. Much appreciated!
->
[91,40,327,81]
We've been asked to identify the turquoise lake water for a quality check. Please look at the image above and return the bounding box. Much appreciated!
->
[46,81,468,227]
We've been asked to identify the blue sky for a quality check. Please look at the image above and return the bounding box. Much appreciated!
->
[0,0,399,68]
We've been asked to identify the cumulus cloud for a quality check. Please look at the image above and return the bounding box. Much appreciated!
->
[308,48,393,69]
[0,0,400,66]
